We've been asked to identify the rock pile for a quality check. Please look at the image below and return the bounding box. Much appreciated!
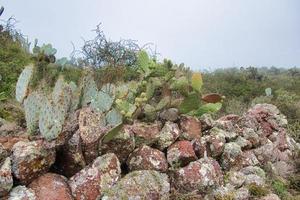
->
[0,104,299,199]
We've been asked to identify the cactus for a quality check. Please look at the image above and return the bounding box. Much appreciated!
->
[68,81,80,112]
[116,99,137,118]
[39,98,65,141]
[106,108,123,127]
[101,83,116,97]
[189,102,222,117]
[179,92,201,114]
[16,64,34,103]
[265,88,272,96]
[91,91,114,113]
[137,50,151,76]
[115,84,129,99]
[24,92,46,135]
[144,104,156,121]
[81,78,98,106]
[191,72,203,92]
[40,44,57,56]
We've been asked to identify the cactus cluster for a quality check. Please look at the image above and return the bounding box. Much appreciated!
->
[16,50,223,141]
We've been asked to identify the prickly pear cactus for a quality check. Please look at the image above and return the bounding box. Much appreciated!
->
[91,91,114,113]
[101,83,116,97]
[106,108,123,127]
[39,99,65,141]
[69,81,80,112]
[16,64,34,103]
[24,92,46,135]
[52,76,65,103]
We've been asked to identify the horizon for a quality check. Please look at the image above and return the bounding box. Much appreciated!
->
[1,0,300,70]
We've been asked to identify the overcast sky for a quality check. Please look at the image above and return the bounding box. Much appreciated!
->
[1,0,300,70]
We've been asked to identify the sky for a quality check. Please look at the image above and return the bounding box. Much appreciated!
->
[1,0,300,70]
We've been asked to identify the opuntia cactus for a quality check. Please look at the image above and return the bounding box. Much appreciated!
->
[16,64,34,103]
[106,108,123,127]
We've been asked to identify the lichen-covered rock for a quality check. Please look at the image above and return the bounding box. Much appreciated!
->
[240,166,266,186]
[99,125,135,163]
[155,121,180,150]
[159,108,179,122]
[235,136,251,150]
[269,161,297,178]
[241,104,287,137]
[239,150,259,168]
[211,185,235,200]
[68,153,121,200]
[171,158,223,193]
[0,134,29,153]
[253,140,286,164]
[167,140,197,168]
[28,173,73,200]
[0,143,8,163]
[199,113,215,131]
[242,128,260,148]
[179,115,202,140]
[11,141,55,185]
[8,186,36,200]
[78,107,107,164]
[261,193,281,200]
[215,114,241,133]
[0,157,13,197]
[127,145,168,172]
[0,122,22,136]
[130,121,162,147]
[226,171,245,188]
[102,170,170,200]
[191,136,211,158]
[221,142,243,170]
[234,187,250,200]
[208,127,226,157]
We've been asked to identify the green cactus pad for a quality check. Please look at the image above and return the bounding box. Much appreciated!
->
[24,92,46,135]
[91,91,114,113]
[106,108,123,127]
[190,102,222,117]
[82,78,98,106]
[39,99,64,141]
[16,64,34,103]
[179,92,201,114]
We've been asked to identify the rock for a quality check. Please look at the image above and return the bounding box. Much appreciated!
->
[102,170,170,199]
[239,150,259,167]
[253,140,286,164]
[99,125,135,163]
[8,186,36,200]
[241,104,287,137]
[171,157,223,193]
[240,166,266,186]
[167,140,197,168]
[127,145,168,172]
[235,136,251,150]
[68,153,121,200]
[212,185,235,200]
[56,130,86,178]
[191,136,211,158]
[28,173,73,200]
[221,142,243,170]
[208,127,226,157]
[0,134,29,153]
[261,193,281,200]
[271,161,297,178]
[0,157,13,197]
[226,171,245,188]
[242,128,260,148]
[11,141,56,185]
[159,108,179,122]
[0,122,22,136]
[270,130,289,151]
[215,114,241,133]
[155,121,180,150]
[0,143,8,163]
[234,187,250,200]
[179,115,202,140]
[78,107,107,164]
[199,113,215,131]
[130,121,161,147]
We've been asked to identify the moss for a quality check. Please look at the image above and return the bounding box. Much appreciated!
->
[247,183,269,198]
[272,179,288,198]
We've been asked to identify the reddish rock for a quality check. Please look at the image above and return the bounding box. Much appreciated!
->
[0,157,13,197]
[68,153,121,200]
[242,128,260,148]
[171,158,223,193]
[127,145,168,172]
[179,115,202,140]
[270,130,289,151]
[215,114,241,133]
[167,140,197,168]
[261,193,281,200]
[8,186,36,200]
[155,121,180,150]
[99,125,135,163]
[29,173,73,200]
[102,170,170,199]
[78,107,107,164]
[221,142,243,170]
[0,122,22,136]
[11,141,55,185]
[0,143,8,163]
[199,114,215,131]
[130,121,162,147]
[0,134,29,153]
[253,141,288,164]
[239,150,259,168]
[56,130,86,178]
[191,136,211,158]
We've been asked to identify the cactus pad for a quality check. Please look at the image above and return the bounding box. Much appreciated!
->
[91,91,114,113]
[16,64,34,103]
[106,108,123,127]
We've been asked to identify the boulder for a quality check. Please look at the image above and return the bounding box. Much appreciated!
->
[221,142,243,170]
[167,140,197,168]
[155,121,180,150]
[99,125,135,163]
[68,153,121,200]
[208,127,226,157]
[102,170,170,199]
[0,157,13,197]
[11,141,55,185]
[179,115,202,140]
[130,121,161,147]
[159,108,179,122]
[171,157,223,193]
[28,173,73,200]
[8,186,36,200]
[127,145,168,172]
